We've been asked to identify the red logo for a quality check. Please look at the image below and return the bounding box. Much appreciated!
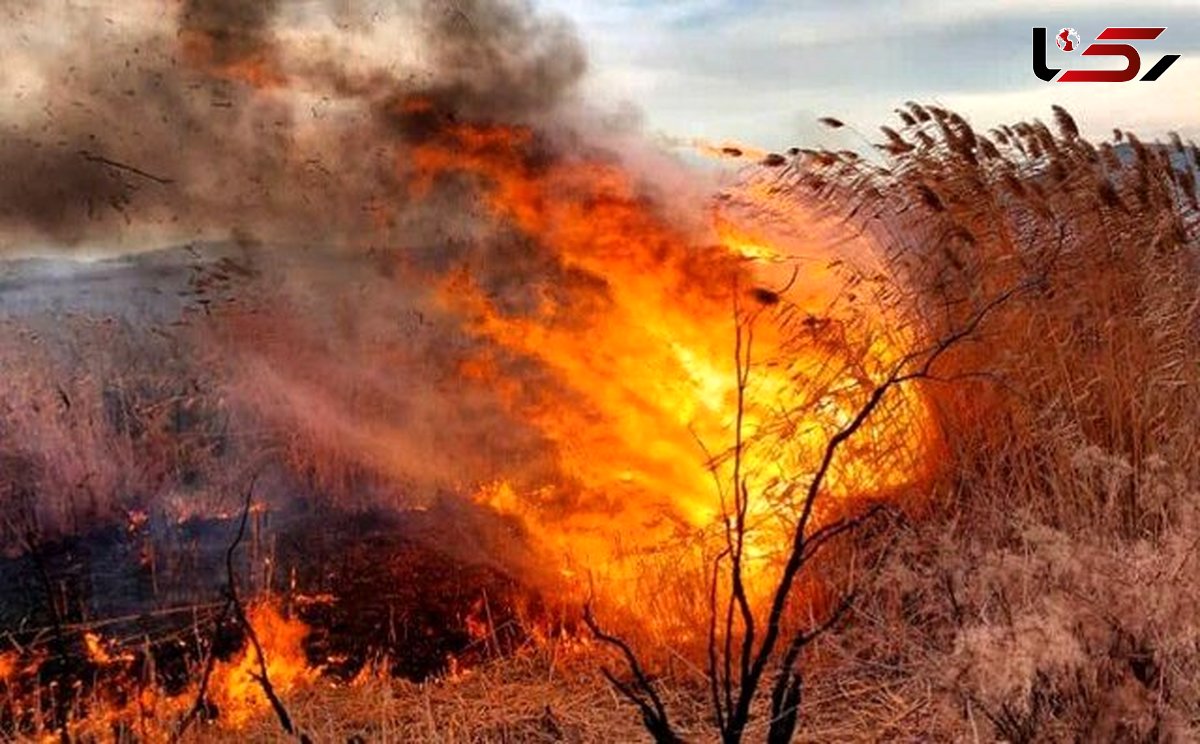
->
[1056,28,1080,52]
[1033,27,1180,82]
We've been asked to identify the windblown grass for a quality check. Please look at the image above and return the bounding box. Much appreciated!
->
[5,103,1200,741]
[206,105,1200,741]
[743,104,1200,741]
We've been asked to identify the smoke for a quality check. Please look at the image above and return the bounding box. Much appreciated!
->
[410,0,586,120]
[0,0,588,252]
[0,0,762,590]
[1,0,642,527]
[179,0,282,69]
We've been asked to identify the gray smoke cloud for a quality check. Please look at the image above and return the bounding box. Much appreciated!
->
[0,0,587,253]
[0,0,596,546]
[0,0,730,592]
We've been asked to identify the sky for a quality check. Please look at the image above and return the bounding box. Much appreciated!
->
[540,0,1200,151]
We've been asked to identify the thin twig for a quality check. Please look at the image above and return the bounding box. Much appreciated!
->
[79,150,175,185]
[223,477,306,741]
[582,603,681,743]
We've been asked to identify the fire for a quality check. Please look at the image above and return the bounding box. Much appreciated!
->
[0,100,939,742]
[83,632,134,666]
[0,651,17,682]
[0,604,317,739]
[408,113,937,603]
[0,0,953,739]
[209,602,316,729]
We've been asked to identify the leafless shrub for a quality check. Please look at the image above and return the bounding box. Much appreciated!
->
[762,104,1200,740]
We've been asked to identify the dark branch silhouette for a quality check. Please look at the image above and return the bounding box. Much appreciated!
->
[587,267,1032,742]
[174,475,308,743]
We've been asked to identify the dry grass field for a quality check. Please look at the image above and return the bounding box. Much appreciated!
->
[3,102,1199,743]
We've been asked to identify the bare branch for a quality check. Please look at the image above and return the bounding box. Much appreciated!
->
[582,604,681,743]
[729,278,1033,737]
[177,475,308,743]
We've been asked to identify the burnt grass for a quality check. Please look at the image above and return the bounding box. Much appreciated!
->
[0,243,559,733]
[0,498,544,732]
[280,505,543,682]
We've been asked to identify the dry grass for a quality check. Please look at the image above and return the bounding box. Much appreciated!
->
[736,105,1200,741]
[161,649,941,743]
[156,644,708,744]
[0,315,244,551]
[193,106,1200,741]
[4,104,1200,742]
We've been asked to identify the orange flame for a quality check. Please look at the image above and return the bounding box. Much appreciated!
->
[210,602,316,729]
[0,650,17,682]
[408,116,937,605]
[83,632,134,665]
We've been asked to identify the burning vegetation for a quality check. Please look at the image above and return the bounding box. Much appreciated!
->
[1,0,1200,742]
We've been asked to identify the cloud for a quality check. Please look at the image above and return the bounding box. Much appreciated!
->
[939,58,1200,141]
[541,0,1200,147]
